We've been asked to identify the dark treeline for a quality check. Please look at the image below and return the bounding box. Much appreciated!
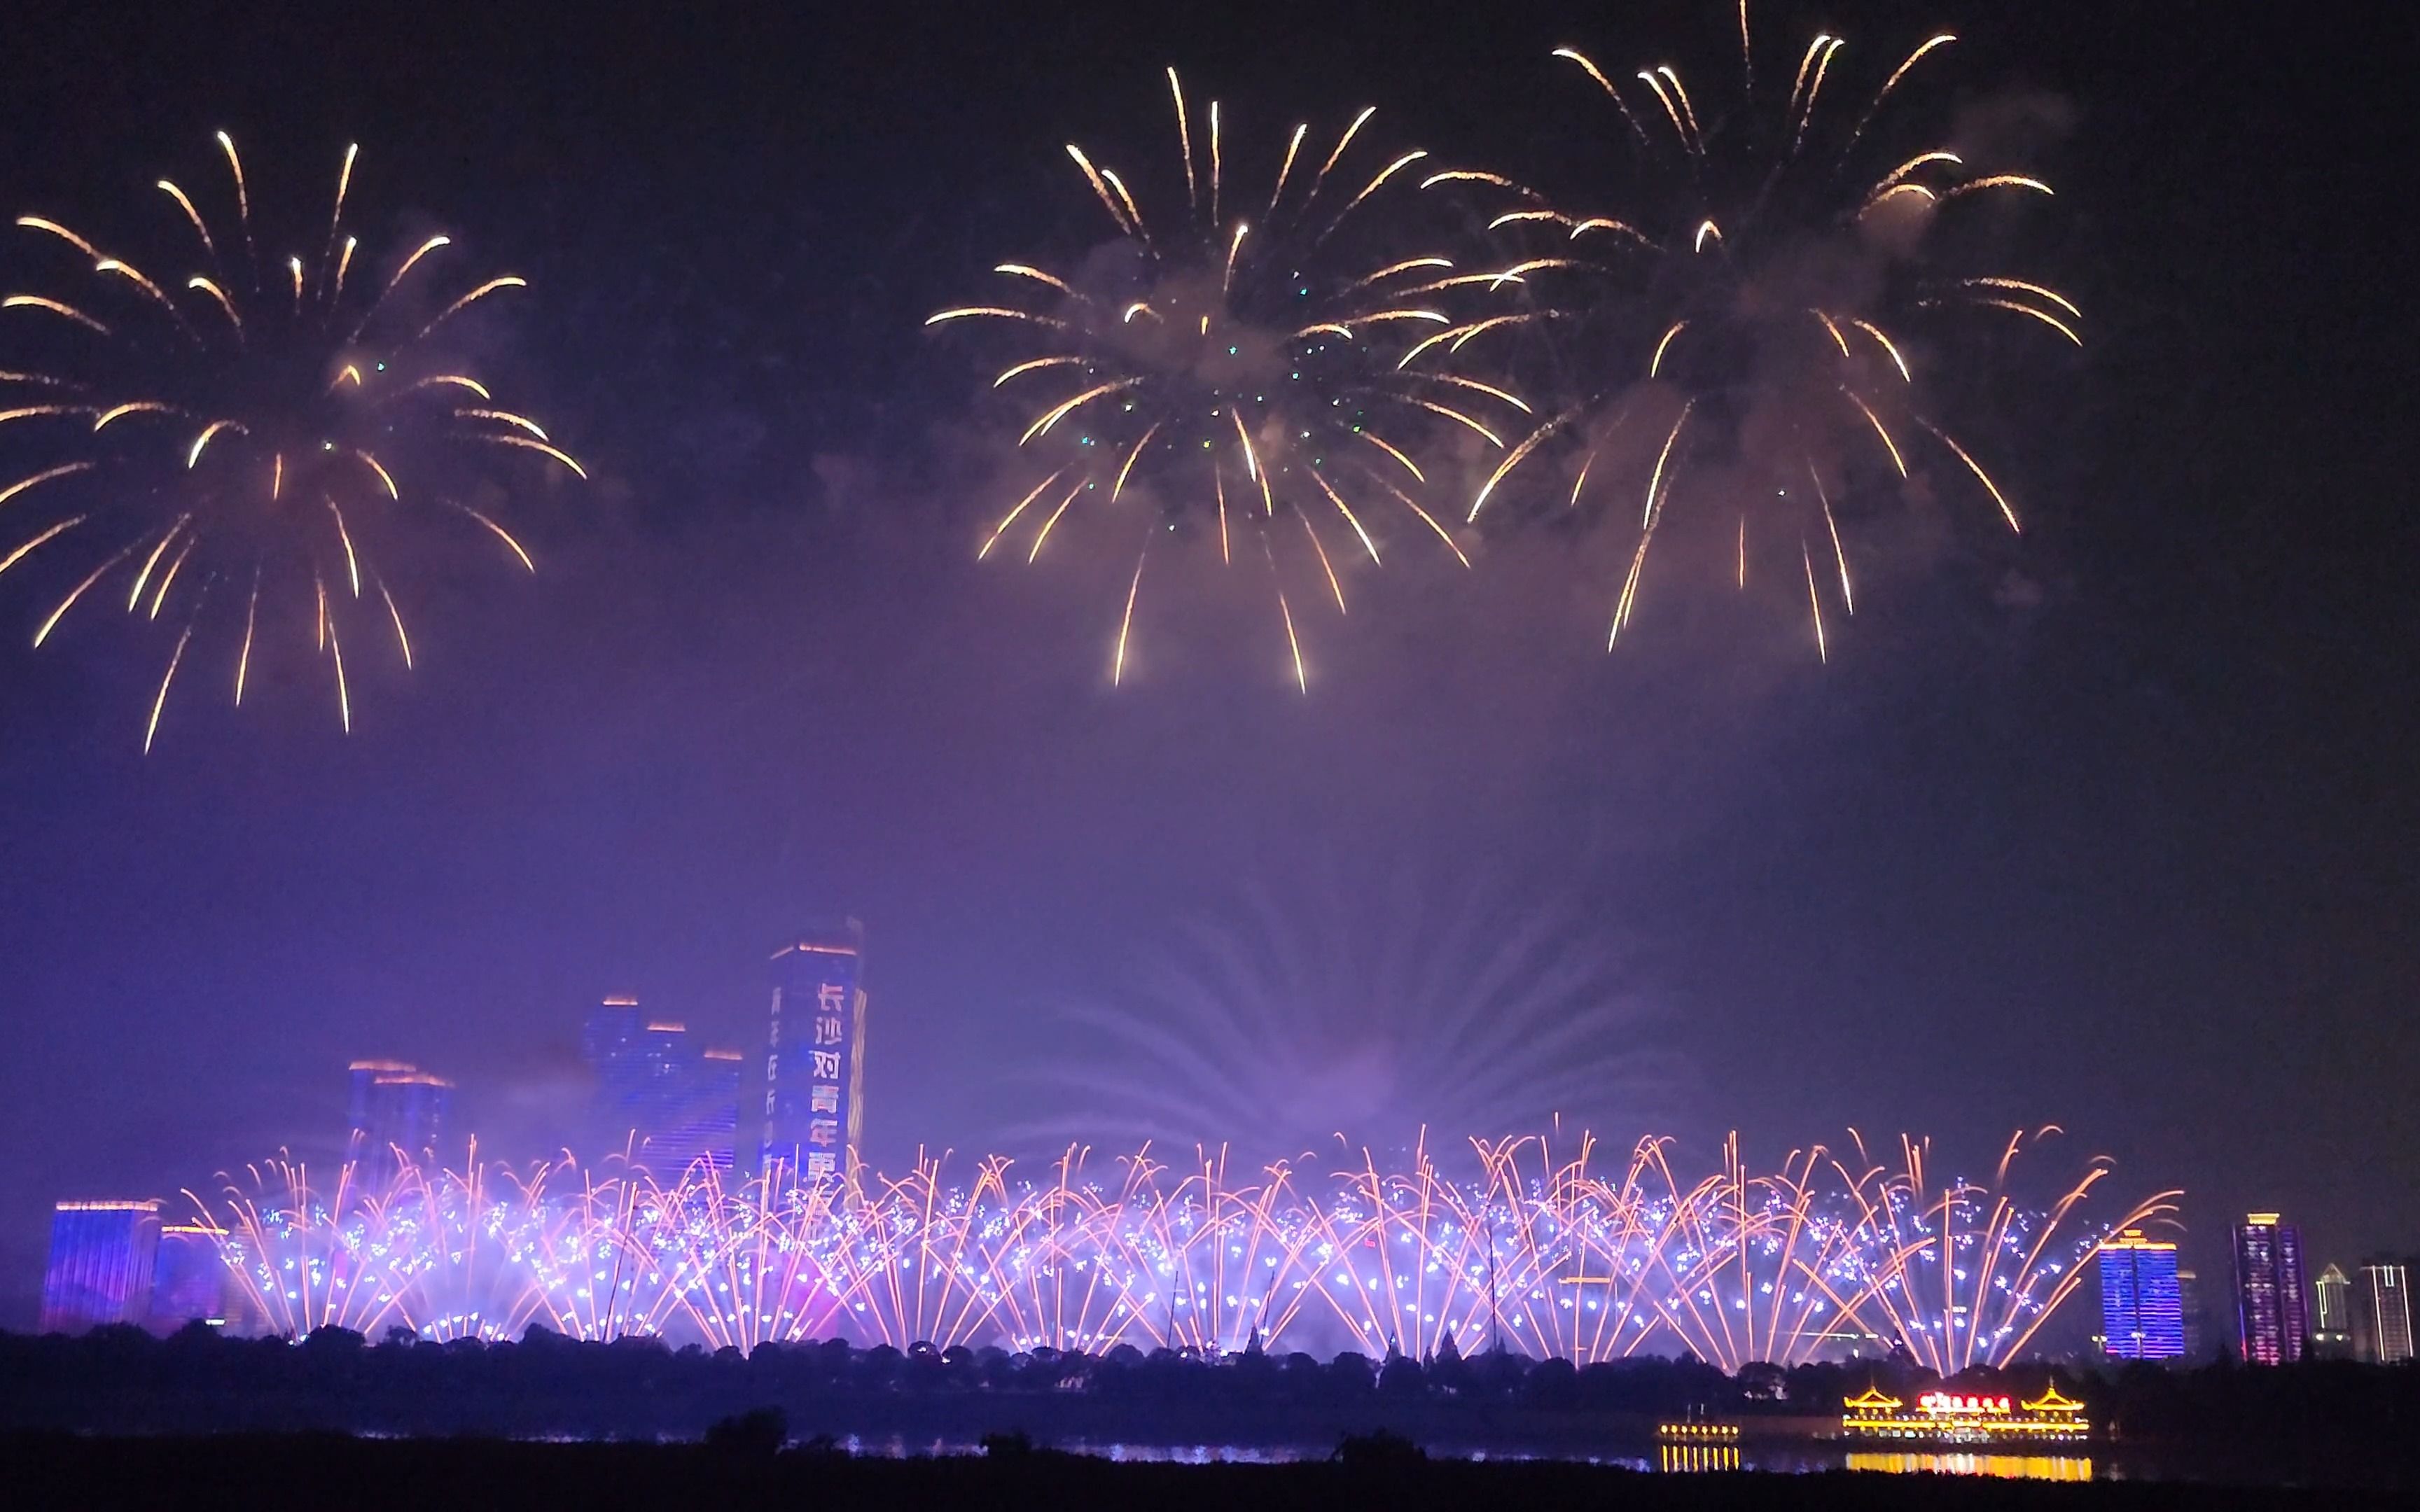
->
[6,1323,2418,1470]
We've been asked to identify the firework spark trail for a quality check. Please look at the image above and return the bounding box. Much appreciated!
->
[181,1131,2172,1365]
[930,73,1527,687]
[1460,10,2078,657]
[1,136,582,745]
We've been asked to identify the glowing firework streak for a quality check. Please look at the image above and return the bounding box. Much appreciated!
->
[931,72,1525,684]
[178,1130,2172,1366]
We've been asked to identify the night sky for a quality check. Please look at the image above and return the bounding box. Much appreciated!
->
[0,1,2412,1326]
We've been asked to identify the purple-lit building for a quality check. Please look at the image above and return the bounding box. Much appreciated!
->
[2232,1212,2309,1365]
[583,997,743,1175]
[760,920,868,1184]
[144,1223,233,1333]
[40,1200,162,1334]
[345,1060,453,1164]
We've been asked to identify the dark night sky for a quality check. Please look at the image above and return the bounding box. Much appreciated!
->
[0,2,2412,1325]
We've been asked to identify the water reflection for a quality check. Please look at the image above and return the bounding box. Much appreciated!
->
[1846,1452,2094,1481]
[1659,1444,1741,1474]
[823,1434,2098,1481]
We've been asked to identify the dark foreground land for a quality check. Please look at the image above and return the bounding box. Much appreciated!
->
[7,1329,2419,1494]
[0,1432,2401,1512]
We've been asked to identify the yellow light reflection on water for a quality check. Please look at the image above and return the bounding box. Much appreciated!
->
[1660,1444,1741,1474]
[1847,1452,2094,1481]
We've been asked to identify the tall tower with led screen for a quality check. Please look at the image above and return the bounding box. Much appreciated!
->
[2097,1228,2185,1360]
[760,920,868,1184]
[2232,1212,2309,1365]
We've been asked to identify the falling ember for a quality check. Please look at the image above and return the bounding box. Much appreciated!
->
[1111,547,1146,686]
[1812,461,1854,611]
[143,619,195,755]
[1277,587,1306,694]
[1922,421,2021,533]
[0,134,581,743]
[377,580,412,668]
[234,573,258,704]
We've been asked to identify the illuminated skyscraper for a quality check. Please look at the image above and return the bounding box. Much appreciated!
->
[40,1200,162,1334]
[760,920,868,1184]
[345,1060,453,1164]
[144,1224,232,1334]
[583,997,743,1175]
[2353,1264,2415,1364]
[2232,1212,2309,1365]
[2176,1267,2210,1359]
[2314,1264,2353,1357]
[2097,1228,2185,1359]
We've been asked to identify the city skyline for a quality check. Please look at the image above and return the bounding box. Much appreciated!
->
[1,0,2414,1342]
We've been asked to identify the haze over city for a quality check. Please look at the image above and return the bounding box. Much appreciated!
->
[0,0,2409,1424]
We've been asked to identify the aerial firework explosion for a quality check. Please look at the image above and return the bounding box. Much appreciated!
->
[929,69,1530,691]
[1454,4,2078,657]
[0,136,583,748]
[188,1128,2173,1369]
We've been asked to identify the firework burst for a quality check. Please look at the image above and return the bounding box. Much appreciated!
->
[180,1130,2174,1366]
[929,70,1530,690]
[1450,6,2078,657]
[0,135,583,748]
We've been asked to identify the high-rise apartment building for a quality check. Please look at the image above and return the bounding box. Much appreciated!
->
[144,1224,234,1333]
[2177,1267,2210,1359]
[2232,1212,2309,1365]
[2314,1264,2353,1357]
[2097,1228,2185,1359]
[760,921,868,1184]
[583,997,742,1175]
[40,1200,162,1334]
[345,1060,453,1164]
[2353,1264,2415,1364]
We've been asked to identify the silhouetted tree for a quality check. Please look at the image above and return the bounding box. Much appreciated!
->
[703,1406,786,1457]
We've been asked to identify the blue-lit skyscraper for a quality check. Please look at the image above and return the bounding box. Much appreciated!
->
[760,921,868,1184]
[583,998,742,1175]
[2232,1212,2309,1365]
[345,1060,453,1164]
[2098,1228,2185,1359]
[40,1200,162,1334]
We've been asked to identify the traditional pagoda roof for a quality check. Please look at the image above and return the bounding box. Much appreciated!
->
[1844,1382,1903,1410]
[2020,1382,2086,1415]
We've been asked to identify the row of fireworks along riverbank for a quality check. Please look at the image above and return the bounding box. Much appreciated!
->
[165,1126,2175,1371]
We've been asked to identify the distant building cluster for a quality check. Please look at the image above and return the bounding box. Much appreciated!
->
[40,922,875,1336]
[582,1000,745,1173]
[39,1201,258,1336]
[345,1060,454,1165]
[2094,1210,2414,1366]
